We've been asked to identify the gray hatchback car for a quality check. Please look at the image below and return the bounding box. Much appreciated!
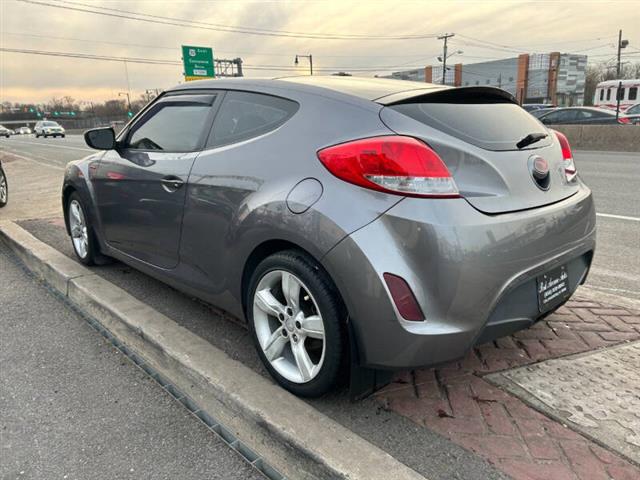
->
[63,76,595,397]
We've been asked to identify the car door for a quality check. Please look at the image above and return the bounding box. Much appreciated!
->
[93,92,221,269]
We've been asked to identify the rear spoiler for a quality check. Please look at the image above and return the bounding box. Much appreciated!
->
[375,86,517,106]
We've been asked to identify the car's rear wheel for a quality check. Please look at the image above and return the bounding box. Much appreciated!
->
[67,193,100,265]
[0,166,8,207]
[247,251,346,397]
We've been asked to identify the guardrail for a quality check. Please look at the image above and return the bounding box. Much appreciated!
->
[549,125,639,152]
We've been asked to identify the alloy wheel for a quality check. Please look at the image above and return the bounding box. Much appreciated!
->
[69,199,89,259]
[252,270,326,384]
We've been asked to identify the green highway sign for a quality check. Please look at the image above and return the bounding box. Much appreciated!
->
[181,45,215,82]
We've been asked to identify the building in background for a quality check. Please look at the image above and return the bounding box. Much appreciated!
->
[386,53,587,106]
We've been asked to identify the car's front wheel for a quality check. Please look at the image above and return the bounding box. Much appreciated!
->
[67,193,100,265]
[0,166,8,207]
[247,251,347,397]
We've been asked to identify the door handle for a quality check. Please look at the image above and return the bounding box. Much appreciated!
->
[161,176,184,193]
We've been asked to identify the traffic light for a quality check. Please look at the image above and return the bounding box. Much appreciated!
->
[29,107,34,113]
[70,111,76,116]
[127,111,133,118]
[54,111,59,116]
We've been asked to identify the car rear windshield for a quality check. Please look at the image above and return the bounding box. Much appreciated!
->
[389,101,550,151]
[43,121,60,127]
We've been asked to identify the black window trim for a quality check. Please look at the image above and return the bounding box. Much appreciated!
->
[203,89,300,149]
[122,91,224,154]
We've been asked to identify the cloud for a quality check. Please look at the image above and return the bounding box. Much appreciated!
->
[1,0,638,103]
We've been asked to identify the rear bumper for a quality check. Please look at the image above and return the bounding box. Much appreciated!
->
[322,185,596,369]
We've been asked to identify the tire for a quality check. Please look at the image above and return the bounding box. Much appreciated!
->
[246,250,347,397]
[61,134,66,138]
[0,166,8,208]
[67,192,101,265]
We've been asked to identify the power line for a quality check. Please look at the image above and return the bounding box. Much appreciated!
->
[17,0,439,40]
[0,47,440,73]
[2,32,438,59]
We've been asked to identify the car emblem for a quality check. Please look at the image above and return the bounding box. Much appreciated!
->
[528,155,550,190]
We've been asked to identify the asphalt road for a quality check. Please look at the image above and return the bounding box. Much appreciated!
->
[0,242,265,480]
[1,134,638,298]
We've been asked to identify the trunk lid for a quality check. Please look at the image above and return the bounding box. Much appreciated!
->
[378,87,580,214]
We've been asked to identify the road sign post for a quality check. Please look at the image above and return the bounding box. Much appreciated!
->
[181,46,215,82]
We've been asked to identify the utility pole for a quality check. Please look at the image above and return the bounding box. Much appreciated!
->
[616,29,629,78]
[438,33,455,85]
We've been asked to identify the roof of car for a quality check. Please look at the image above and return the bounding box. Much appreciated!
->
[170,75,451,104]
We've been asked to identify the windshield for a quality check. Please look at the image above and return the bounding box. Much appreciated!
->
[627,104,640,114]
[43,121,60,127]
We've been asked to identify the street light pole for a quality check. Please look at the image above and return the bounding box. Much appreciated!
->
[294,54,313,75]
[438,33,455,85]
[118,92,131,115]
[616,29,629,78]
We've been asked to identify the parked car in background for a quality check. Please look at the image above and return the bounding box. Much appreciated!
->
[529,107,557,119]
[0,126,11,138]
[523,103,556,112]
[17,126,32,135]
[0,159,7,208]
[623,103,640,125]
[537,107,631,125]
[34,121,66,138]
[64,77,595,397]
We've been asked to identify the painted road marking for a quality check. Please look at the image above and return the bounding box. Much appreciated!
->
[5,139,92,152]
[596,213,640,222]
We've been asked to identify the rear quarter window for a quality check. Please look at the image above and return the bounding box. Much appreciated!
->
[208,91,298,148]
[390,101,549,151]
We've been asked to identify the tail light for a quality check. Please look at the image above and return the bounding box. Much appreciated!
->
[317,136,459,198]
[618,117,631,124]
[552,130,577,182]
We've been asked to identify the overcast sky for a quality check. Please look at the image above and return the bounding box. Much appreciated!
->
[1,0,639,104]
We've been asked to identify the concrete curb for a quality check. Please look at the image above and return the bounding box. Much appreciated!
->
[0,220,425,480]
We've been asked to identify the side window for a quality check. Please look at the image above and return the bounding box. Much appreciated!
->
[617,88,625,100]
[127,101,213,152]
[541,111,560,123]
[208,91,299,148]
[606,89,611,101]
[628,87,637,101]
[599,89,604,101]
[577,109,594,119]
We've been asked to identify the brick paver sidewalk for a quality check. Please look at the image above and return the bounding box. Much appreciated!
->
[376,297,640,480]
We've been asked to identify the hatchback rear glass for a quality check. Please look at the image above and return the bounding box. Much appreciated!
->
[389,101,550,151]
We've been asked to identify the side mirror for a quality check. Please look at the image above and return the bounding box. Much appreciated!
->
[84,127,116,150]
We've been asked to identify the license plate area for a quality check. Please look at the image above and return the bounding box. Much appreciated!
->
[537,264,570,313]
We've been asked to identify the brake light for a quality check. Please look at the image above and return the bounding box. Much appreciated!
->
[317,136,459,198]
[552,130,577,182]
[618,117,631,124]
